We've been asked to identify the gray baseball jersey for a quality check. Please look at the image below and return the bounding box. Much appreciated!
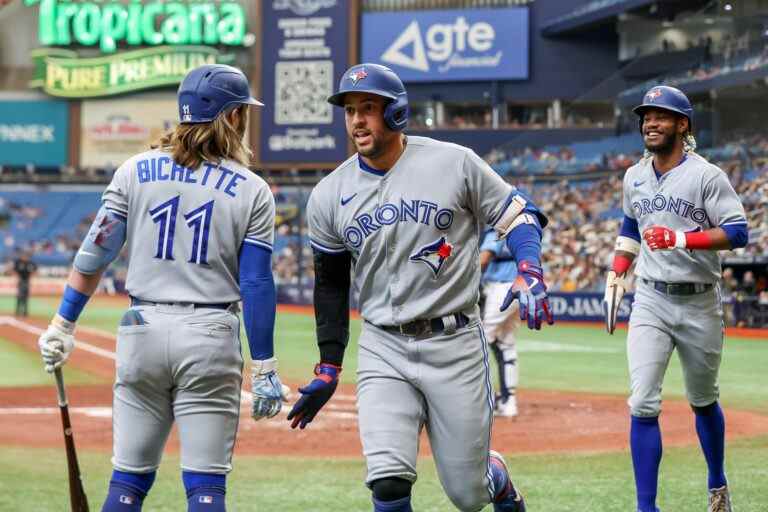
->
[102,149,275,475]
[623,152,746,420]
[309,135,522,509]
[103,148,275,303]
[308,135,515,326]
[623,152,746,283]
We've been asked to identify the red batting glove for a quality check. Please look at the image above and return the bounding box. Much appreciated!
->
[642,225,680,251]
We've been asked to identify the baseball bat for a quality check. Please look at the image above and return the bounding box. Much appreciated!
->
[54,368,90,512]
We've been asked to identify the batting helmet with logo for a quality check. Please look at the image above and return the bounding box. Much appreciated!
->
[327,63,409,131]
[633,85,693,131]
[177,64,263,124]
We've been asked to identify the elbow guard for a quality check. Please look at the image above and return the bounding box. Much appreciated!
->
[615,235,641,255]
[73,206,127,275]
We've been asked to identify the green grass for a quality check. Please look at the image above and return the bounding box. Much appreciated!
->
[0,437,766,511]
[0,337,101,387]
[1,297,767,412]
[1,296,766,510]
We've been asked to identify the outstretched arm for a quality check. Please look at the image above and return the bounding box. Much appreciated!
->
[287,249,351,429]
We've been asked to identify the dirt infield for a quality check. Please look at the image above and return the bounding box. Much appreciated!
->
[2,315,767,458]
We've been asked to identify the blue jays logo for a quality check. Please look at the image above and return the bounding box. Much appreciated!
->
[349,69,368,85]
[409,236,453,278]
[646,88,663,102]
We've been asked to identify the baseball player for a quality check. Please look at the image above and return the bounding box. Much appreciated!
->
[603,85,748,512]
[480,229,522,418]
[37,64,284,511]
[286,63,554,512]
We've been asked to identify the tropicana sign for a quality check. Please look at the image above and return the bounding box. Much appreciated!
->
[24,0,251,97]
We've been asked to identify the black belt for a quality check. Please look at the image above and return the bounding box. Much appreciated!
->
[376,313,470,337]
[130,296,233,310]
[642,279,713,296]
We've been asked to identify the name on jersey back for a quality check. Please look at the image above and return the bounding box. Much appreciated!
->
[136,157,247,198]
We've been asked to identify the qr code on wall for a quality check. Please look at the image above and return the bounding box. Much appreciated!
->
[275,61,333,125]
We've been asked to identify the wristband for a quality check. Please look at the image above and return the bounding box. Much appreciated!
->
[58,285,90,322]
[612,254,633,275]
[679,230,712,250]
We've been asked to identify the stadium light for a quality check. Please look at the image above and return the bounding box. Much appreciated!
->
[724,3,733,11]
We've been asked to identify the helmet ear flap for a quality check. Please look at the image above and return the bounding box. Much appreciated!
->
[383,94,409,131]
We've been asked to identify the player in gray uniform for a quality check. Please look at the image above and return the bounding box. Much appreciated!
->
[286,63,554,512]
[37,65,285,511]
[480,229,522,418]
[603,86,748,512]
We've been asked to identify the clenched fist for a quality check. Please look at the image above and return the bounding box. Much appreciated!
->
[37,315,75,373]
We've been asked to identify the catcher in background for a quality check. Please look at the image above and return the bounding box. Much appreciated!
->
[480,229,521,418]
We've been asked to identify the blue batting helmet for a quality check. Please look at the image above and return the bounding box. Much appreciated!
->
[327,63,409,131]
[633,85,693,130]
[177,64,263,124]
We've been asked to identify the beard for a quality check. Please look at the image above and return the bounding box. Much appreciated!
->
[644,130,677,155]
[352,132,383,159]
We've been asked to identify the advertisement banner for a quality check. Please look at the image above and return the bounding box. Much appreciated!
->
[0,100,68,166]
[259,0,350,164]
[362,8,529,82]
[80,93,177,168]
[30,46,234,98]
[548,292,633,322]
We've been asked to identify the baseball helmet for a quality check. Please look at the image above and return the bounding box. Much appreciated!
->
[177,64,263,124]
[633,85,693,131]
[327,63,409,131]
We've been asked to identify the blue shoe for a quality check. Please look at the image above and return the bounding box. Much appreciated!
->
[489,450,526,512]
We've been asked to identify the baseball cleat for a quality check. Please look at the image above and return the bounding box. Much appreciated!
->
[489,450,526,512]
[494,395,518,418]
[708,485,732,512]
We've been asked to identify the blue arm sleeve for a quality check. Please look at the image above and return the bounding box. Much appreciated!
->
[239,243,276,360]
[620,215,641,242]
[721,223,748,249]
[504,216,542,267]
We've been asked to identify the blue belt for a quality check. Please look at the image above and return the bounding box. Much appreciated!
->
[130,296,233,310]
[642,279,712,296]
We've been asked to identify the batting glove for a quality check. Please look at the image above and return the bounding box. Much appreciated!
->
[37,314,75,373]
[251,357,286,421]
[602,271,628,335]
[501,261,554,330]
[287,363,341,429]
[642,225,684,251]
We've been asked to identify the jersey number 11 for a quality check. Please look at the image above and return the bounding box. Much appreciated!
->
[149,195,214,265]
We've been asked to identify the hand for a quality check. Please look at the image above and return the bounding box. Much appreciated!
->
[286,363,341,429]
[603,271,628,335]
[642,225,683,251]
[501,261,554,330]
[37,315,75,373]
[251,357,286,421]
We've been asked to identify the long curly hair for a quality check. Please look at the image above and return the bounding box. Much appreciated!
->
[152,104,251,169]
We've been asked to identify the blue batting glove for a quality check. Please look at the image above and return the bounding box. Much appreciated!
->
[287,363,341,429]
[501,261,554,330]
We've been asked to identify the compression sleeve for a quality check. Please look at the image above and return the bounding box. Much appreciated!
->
[620,215,641,242]
[313,249,352,366]
[504,215,542,267]
[720,223,748,249]
[239,243,276,360]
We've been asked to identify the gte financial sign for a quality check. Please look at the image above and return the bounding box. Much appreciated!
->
[24,0,249,97]
[362,8,529,82]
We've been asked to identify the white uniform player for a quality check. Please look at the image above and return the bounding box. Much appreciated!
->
[37,65,285,512]
[480,230,521,418]
[287,64,554,512]
[603,86,748,512]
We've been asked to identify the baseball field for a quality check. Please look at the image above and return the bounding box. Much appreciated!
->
[0,295,766,511]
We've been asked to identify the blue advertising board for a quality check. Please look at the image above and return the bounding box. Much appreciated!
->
[362,8,529,82]
[0,100,69,166]
[548,292,633,322]
[259,1,350,164]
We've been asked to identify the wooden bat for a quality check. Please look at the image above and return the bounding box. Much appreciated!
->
[54,368,90,512]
